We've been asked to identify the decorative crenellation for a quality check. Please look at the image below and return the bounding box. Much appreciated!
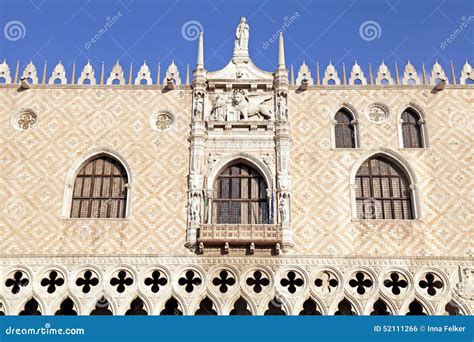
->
[1,60,473,86]
[48,61,67,85]
[0,257,471,315]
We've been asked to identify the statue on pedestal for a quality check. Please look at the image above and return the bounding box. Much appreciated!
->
[234,17,249,55]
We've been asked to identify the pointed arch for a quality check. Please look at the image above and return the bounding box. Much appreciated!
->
[299,297,322,315]
[207,157,272,225]
[206,152,274,194]
[405,299,429,315]
[189,291,222,315]
[160,295,184,316]
[365,293,398,315]
[263,297,287,315]
[125,296,148,315]
[350,149,420,220]
[227,292,257,316]
[397,103,428,148]
[61,148,132,219]
[330,103,360,149]
[18,296,44,315]
[333,297,358,316]
[369,298,391,315]
[55,297,78,315]
[437,293,471,315]
[401,296,433,315]
[329,293,362,315]
[194,296,218,315]
[0,296,7,315]
[229,296,253,315]
[89,293,116,315]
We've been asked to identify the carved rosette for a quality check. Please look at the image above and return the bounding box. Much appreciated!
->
[11,109,38,131]
[366,103,389,124]
[150,111,174,131]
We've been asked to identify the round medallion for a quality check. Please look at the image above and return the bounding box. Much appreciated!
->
[366,103,389,124]
[11,108,37,131]
[150,111,174,131]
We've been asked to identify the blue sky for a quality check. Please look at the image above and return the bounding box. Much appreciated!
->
[0,0,473,79]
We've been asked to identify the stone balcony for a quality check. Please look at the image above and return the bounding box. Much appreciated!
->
[198,224,282,246]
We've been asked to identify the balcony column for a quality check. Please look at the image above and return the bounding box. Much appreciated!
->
[186,33,208,250]
[273,33,293,251]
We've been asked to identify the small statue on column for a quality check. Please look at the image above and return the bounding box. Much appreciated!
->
[193,92,204,120]
[278,191,290,224]
[276,92,288,121]
[189,190,201,222]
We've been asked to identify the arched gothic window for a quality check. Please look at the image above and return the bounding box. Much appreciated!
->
[355,155,414,219]
[334,108,357,148]
[213,162,269,224]
[71,155,128,218]
[401,108,425,148]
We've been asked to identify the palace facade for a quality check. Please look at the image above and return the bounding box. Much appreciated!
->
[0,18,473,316]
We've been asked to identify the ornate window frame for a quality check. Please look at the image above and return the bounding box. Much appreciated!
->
[349,148,421,220]
[60,148,132,219]
[329,103,360,149]
[204,153,275,224]
[396,103,429,149]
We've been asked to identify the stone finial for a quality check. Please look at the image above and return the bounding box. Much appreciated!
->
[156,63,161,85]
[395,62,400,85]
[430,60,448,85]
[368,63,374,85]
[348,61,367,85]
[14,60,20,83]
[342,63,347,85]
[41,61,47,84]
[402,61,421,85]
[106,60,125,85]
[375,61,394,85]
[296,61,314,86]
[134,61,152,85]
[316,62,320,85]
[21,61,39,84]
[164,60,181,86]
[48,61,67,84]
[421,62,427,84]
[322,62,340,85]
[128,63,133,85]
[460,60,474,84]
[450,61,456,85]
[278,32,285,70]
[100,62,105,85]
[77,61,97,85]
[71,62,76,84]
[290,64,294,85]
[0,59,12,83]
[196,32,204,69]
[186,64,190,85]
